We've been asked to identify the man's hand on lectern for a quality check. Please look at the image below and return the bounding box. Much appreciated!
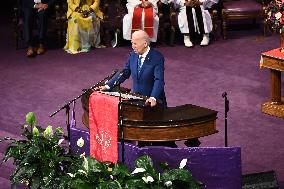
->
[145,97,157,107]
[95,85,108,91]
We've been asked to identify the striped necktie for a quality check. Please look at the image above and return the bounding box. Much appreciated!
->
[137,56,143,74]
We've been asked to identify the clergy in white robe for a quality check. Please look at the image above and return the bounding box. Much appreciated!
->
[123,0,160,42]
[173,0,218,47]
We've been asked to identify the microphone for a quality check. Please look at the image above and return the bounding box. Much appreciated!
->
[222,91,229,113]
[103,69,119,84]
[113,70,125,86]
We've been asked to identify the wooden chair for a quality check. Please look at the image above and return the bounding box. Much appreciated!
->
[100,0,127,47]
[12,0,65,49]
[221,0,271,39]
[157,1,177,45]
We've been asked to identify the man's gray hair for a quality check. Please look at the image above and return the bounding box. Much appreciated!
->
[134,30,150,45]
[142,31,151,45]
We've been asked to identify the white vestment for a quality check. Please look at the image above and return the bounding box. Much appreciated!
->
[123,0,160,42]
[172,0,218,34]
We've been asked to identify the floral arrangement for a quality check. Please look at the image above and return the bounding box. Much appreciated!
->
[266,0,284,32]
[1,112,203,189]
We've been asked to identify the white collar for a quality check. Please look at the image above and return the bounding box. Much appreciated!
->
[140,46,150,58]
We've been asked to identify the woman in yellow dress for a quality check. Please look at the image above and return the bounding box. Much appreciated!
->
[64,0,103,54]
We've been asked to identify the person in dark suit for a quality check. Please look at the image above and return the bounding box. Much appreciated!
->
[98,30,177,147]
[99,29,167,108]
[22,0,55,57]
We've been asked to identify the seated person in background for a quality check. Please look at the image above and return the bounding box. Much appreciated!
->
[123,0,167,43]
[174,0,218,47]
[22,0,55,57]
[64,0,103,54]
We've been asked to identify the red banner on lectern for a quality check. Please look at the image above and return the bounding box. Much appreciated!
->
[89,91,119,163]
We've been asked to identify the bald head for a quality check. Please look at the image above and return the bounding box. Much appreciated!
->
[132,30,150,45]
[131,30,150,55]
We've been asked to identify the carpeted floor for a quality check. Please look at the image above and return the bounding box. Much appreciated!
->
[0,9,284,188]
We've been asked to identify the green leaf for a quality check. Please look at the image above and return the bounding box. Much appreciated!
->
[72,179,93,189]
[97,181,121,189]
[135,155,157,178]
[112,163,131,177]
[32,127,39,136]
[159,162,169,171]
[162,169,193,183]
[26,112,36,126]
[125,179,148,189]
[55,127,64,135]
[2,145,17,162]
[87,157,107,173]
[135,155,153,168]
[31,176,41,189]
[43,125,53,138]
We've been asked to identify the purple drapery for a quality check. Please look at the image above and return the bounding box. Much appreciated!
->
[119,144,242,189]
[70,107,241,188]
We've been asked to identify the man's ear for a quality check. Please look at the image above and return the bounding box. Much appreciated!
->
[144,41,148,48]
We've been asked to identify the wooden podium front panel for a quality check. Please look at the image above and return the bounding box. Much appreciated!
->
[119,104,218,141]
[120,120,217,141]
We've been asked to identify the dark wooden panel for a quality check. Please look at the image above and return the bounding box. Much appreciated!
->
[120,120,217,141]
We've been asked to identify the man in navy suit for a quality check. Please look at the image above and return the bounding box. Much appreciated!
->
[22,0,55,57]
[99,30,167,108]
[98,30,179,147]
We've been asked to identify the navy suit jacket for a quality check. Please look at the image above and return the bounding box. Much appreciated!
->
[108,48,167,107]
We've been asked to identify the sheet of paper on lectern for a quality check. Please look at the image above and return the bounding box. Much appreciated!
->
[99,91,143,100]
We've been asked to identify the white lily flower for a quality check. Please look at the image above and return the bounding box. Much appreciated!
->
[142,176,154,183]
[83,156,88,171]
[78,169,87,175]
[275,12,282,20]
[24,180,29,186]
[49,161,54,167]
[67,173,75,178]
[58,139,64,145]
[179,158,187,169]
[80,152,86,157]
[165,181,172,187]
[132,167,146,174]
[77,137,85,148]
[43,177,48,182]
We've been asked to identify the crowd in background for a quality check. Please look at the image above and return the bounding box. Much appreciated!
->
[20,0,218,57]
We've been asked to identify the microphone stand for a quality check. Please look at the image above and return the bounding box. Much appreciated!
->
[222,92,230,147]
[113,70,127,163]
[49,69,119,141]
[115,79,125,164]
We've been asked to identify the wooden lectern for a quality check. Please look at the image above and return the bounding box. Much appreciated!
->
[260,48,284,118]
[82,89,218,142]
